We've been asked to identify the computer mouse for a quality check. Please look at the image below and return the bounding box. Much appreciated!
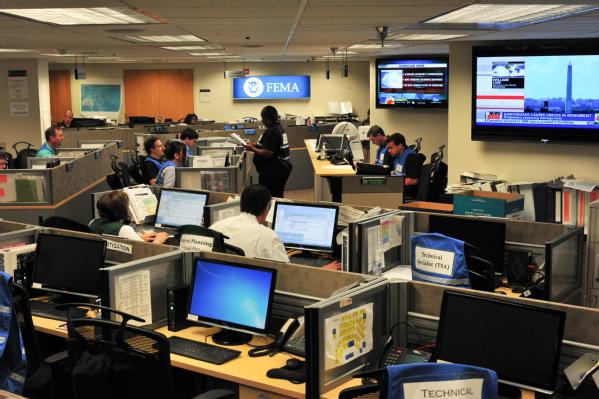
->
[286,358,304,370]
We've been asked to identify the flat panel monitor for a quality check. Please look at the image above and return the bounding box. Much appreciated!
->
[316,134,344,153]
[434,291,565,395]
[187,257,277,345]
[472,43,599,143]
[155,188,209,228]
[272,202,338,252]
[129,116,155,125]
[71,118,107,128]
[376,56,449,109]
[33,233,107,297]
[429,215,506,275]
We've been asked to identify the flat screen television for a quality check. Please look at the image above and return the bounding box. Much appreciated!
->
[472,43,599,143]
[375,56,449,109]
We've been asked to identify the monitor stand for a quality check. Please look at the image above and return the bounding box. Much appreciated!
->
[497,383,522,399]
[212,329,252,346]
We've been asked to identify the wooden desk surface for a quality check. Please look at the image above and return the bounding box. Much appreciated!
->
[305,140,357,177]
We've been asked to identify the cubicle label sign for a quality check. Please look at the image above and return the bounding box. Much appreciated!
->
[233,76,310,100]
[403,378,484,399]
[105,239,133,255]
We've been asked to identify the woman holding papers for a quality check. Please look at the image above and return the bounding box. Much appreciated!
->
[244,105,292,197]
[89,191,168,244]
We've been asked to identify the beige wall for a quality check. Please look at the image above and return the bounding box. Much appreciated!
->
[368,59,448,163]
[448,42,599,183]
[50,61,370,123]
[0,59,47,151]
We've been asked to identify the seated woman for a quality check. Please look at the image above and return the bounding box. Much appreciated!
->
[89,191,168,244]
[183,113,199,125]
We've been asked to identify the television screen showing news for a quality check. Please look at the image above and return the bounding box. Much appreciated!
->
[474,55,599,130]
[376,58,448,108]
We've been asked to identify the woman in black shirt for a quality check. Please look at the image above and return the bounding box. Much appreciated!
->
[244,106,292,197]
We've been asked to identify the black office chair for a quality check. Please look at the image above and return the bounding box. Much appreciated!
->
[12,142,38,169]
[57,304,235,399]
[127,151,145,184]
[41,216,90,233]
[12,283,68,399]
[414,145,448,202]
[175,225,245,256]
[1,151,14,169]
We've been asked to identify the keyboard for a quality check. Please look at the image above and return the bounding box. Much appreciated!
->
[290,257,332,267]
[168,336,241,365]
[30,301,89,321]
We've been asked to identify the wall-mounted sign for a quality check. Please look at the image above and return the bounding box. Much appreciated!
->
[233,75,310,100]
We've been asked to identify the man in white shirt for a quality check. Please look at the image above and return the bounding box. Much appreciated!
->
[210,184,289,262]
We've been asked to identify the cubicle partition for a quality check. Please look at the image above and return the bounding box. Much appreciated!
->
[62,127,135,150]
[413,212,584,304]
[175,152,248,194]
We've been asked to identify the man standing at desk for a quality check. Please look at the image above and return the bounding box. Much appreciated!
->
[386,132,422,199]
[367,125,392,167]
[36,126,64,157]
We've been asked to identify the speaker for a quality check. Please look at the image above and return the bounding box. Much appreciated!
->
[75,67,86,80]
[506,250,531,286]
[167,285,192,332]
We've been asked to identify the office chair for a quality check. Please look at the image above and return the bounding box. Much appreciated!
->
[339,363,498,399]
[413,145,447,202]
[12,142,38,169]
[12,283,68,399]
[1,151,14,169]
[57,303,235,399]
[127,151,145,184]
[41,216,90,233]
[175,225,245,256]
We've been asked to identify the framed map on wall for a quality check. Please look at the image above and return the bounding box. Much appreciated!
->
[81,84,121,112]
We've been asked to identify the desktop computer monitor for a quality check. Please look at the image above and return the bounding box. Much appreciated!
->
[272,202,339,252]
[187,257,277,345]
[33,233,107,297]
[429,215,506,275]
[129,116,155,125]
[316,134,344,153]
[155,189,210,228]
[434,291,565,395]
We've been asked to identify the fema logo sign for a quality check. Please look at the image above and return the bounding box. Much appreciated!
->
[234,75,310,100]
[243,77,264,98]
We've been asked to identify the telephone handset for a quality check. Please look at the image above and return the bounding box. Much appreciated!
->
[281,316,305,357]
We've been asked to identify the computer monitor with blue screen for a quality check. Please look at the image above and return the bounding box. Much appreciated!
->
[187,257,277,345]
[155,188,209,228]
[272,202,338,252]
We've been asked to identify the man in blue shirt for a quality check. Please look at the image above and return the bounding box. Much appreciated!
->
[36,126,64,157]
[179,128,199,157]
[386,132,422,199]
[367,125,392,166]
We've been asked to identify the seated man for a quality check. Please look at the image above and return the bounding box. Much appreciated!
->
[386,132,423,199]
[367,125,392,167]
[142,136,164,185]
[0,152,8,169]
[36,126,64,157]
[156,141,186,187]
[180,128,199,157]
[210,184,341,269]
[57,110,74,128]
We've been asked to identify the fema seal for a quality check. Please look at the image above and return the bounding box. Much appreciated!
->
[243,77,264,98]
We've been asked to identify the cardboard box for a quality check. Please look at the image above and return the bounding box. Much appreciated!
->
[453,190,524,218]
[399,201,453,214]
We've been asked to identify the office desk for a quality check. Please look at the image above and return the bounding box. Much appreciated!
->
[306,140,403,208]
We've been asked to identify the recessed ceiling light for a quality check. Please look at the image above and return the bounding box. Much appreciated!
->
[390,33,466,40]
[125,35,204,43]
[0,7,159,25]
[161,45,222,51]
[425,4,599,24]
[0,48,36,52]
[188,52,227,56]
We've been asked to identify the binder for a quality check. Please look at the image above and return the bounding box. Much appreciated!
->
[15,178,39,202]
[562,188,577,226]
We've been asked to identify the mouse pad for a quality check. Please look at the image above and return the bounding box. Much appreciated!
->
[266,362,306,384]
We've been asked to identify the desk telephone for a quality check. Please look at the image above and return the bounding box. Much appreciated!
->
[281,316,305,357]
[365,334,431,370]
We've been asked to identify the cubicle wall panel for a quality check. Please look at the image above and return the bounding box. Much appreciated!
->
[547,231,582,303]
[62,128,135,150]
[592,243,599,291]
[0,220,36,234]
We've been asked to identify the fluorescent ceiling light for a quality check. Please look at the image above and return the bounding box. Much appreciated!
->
[348,43,404,50]
[161,44,222,51]
[126,35,204,42]
[0,48,36,52]
[425,4,599,24]
[0,7,158,25]
[187,52,227,56]
[43,53,81,57]
[390,33,466,40]
[207,55,241,59]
